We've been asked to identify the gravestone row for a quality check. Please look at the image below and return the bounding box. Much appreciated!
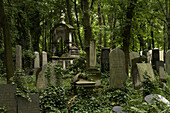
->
[0,84,40,113]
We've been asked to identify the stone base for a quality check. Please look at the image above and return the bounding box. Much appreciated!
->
[86,67,101,86]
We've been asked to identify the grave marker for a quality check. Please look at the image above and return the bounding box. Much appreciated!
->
[42,51,47,66]
[152,48,159,69]
[101,47,110,72]
[165,50,170,75]
[16,45,22,71]
[129,51,140,66]
[109,48,127,88]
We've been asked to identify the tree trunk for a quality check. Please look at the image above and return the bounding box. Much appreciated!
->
[102,15,107,47]
[167,0,170,49]
[98,2,102,49]
[0,0,14,84]
[74,0,83,49]
[82,0,93,68]
[122,0,137,74]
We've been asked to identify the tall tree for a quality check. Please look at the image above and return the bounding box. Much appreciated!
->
[82,0,93,68]
[122,0,137,74]
[0,0,14,84]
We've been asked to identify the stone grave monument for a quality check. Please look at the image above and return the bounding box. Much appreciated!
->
[147,50,152,63]
[101,47,110,72]
[16,45,22,72]
[34,51,40,73]
[109,48,127,89]
[129,51,140,66]
[134,63,156,89]
[42,51,47,66]
[152,48,159,69]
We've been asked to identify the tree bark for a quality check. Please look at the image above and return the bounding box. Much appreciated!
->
[82,0,93,68]
[74,0,83,49]
[122,0,137,74]
[98,1,102,49]
[0,0,14,84]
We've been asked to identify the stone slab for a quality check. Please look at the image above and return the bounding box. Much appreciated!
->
[0,84,17,113]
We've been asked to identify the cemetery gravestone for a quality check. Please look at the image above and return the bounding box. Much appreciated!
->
[159,66,167,81]
[17,94,40,113]
[42,51,47,66]
[89,40,96,68]
[129,51,140,66]
[159,50,164,61]
[16,45,22,71]
[112,106,126,113]
[152,48,159,69]
[36,64,48,90]
[109,48,127,88]
[165,50,170,75]
[135,63,156,88]
[155,61,164,72]
[0,84,17,113]
[147,50,152,63]
[101,47,110,72]
[34,51,40,69]
[131,57,147,88]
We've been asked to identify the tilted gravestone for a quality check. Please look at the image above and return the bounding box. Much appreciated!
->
[17,94,40,113]
[131,57,147,88]
[129,51,140,66]
[16,45,22,71]
[155,61,164,72]
[109,48,127,88]
[165,50,170,75]
[101,47,110,72]
[36,64,48,90]
[135,63,156,88]
[0,84,17,113]
[152,48,159,69]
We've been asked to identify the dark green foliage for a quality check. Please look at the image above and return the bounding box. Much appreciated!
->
[0,106,7,113]
[40,85,67,112]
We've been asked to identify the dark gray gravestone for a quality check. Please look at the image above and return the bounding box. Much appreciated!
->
[152,48,159,69]
[159,67,167,81]
[155,61,164,72]
[129,51,140,66]
[109,48,127,88]
[131,57,147,89]
[0,84,17,113]
[101,47,110,72]
[17,94,40,113]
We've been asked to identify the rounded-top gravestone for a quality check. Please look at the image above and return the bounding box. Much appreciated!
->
[109,48,127,89]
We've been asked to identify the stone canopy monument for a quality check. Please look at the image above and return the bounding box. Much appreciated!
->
[51,12,80,69]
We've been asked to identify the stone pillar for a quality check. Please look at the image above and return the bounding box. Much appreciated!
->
[89,40,96,68]
[69,32,72,48]
[42,51,47,66]
[16,45,22,72]
[34,51,40,73]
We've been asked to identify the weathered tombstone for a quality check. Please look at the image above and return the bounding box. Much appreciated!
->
[131,57,147,88]
[16,45,22,71]
[112,106,126,113]
[165,50,170,75]
[36,64,48,90]
[109,48,127,88]
[152,48,159,69]
[101,47,110,72]
[42,51,47,66]
[145,94,170,106]
[129,51,140,66]
[17,94,40,113]
[0,84,17,113]
[147,50,152,63]
[89,40,96,68]
[135,63,156,88]
[155,61,164,72]
[34,51,40,69]
[159,67,167,81]
[140,51,143,56]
